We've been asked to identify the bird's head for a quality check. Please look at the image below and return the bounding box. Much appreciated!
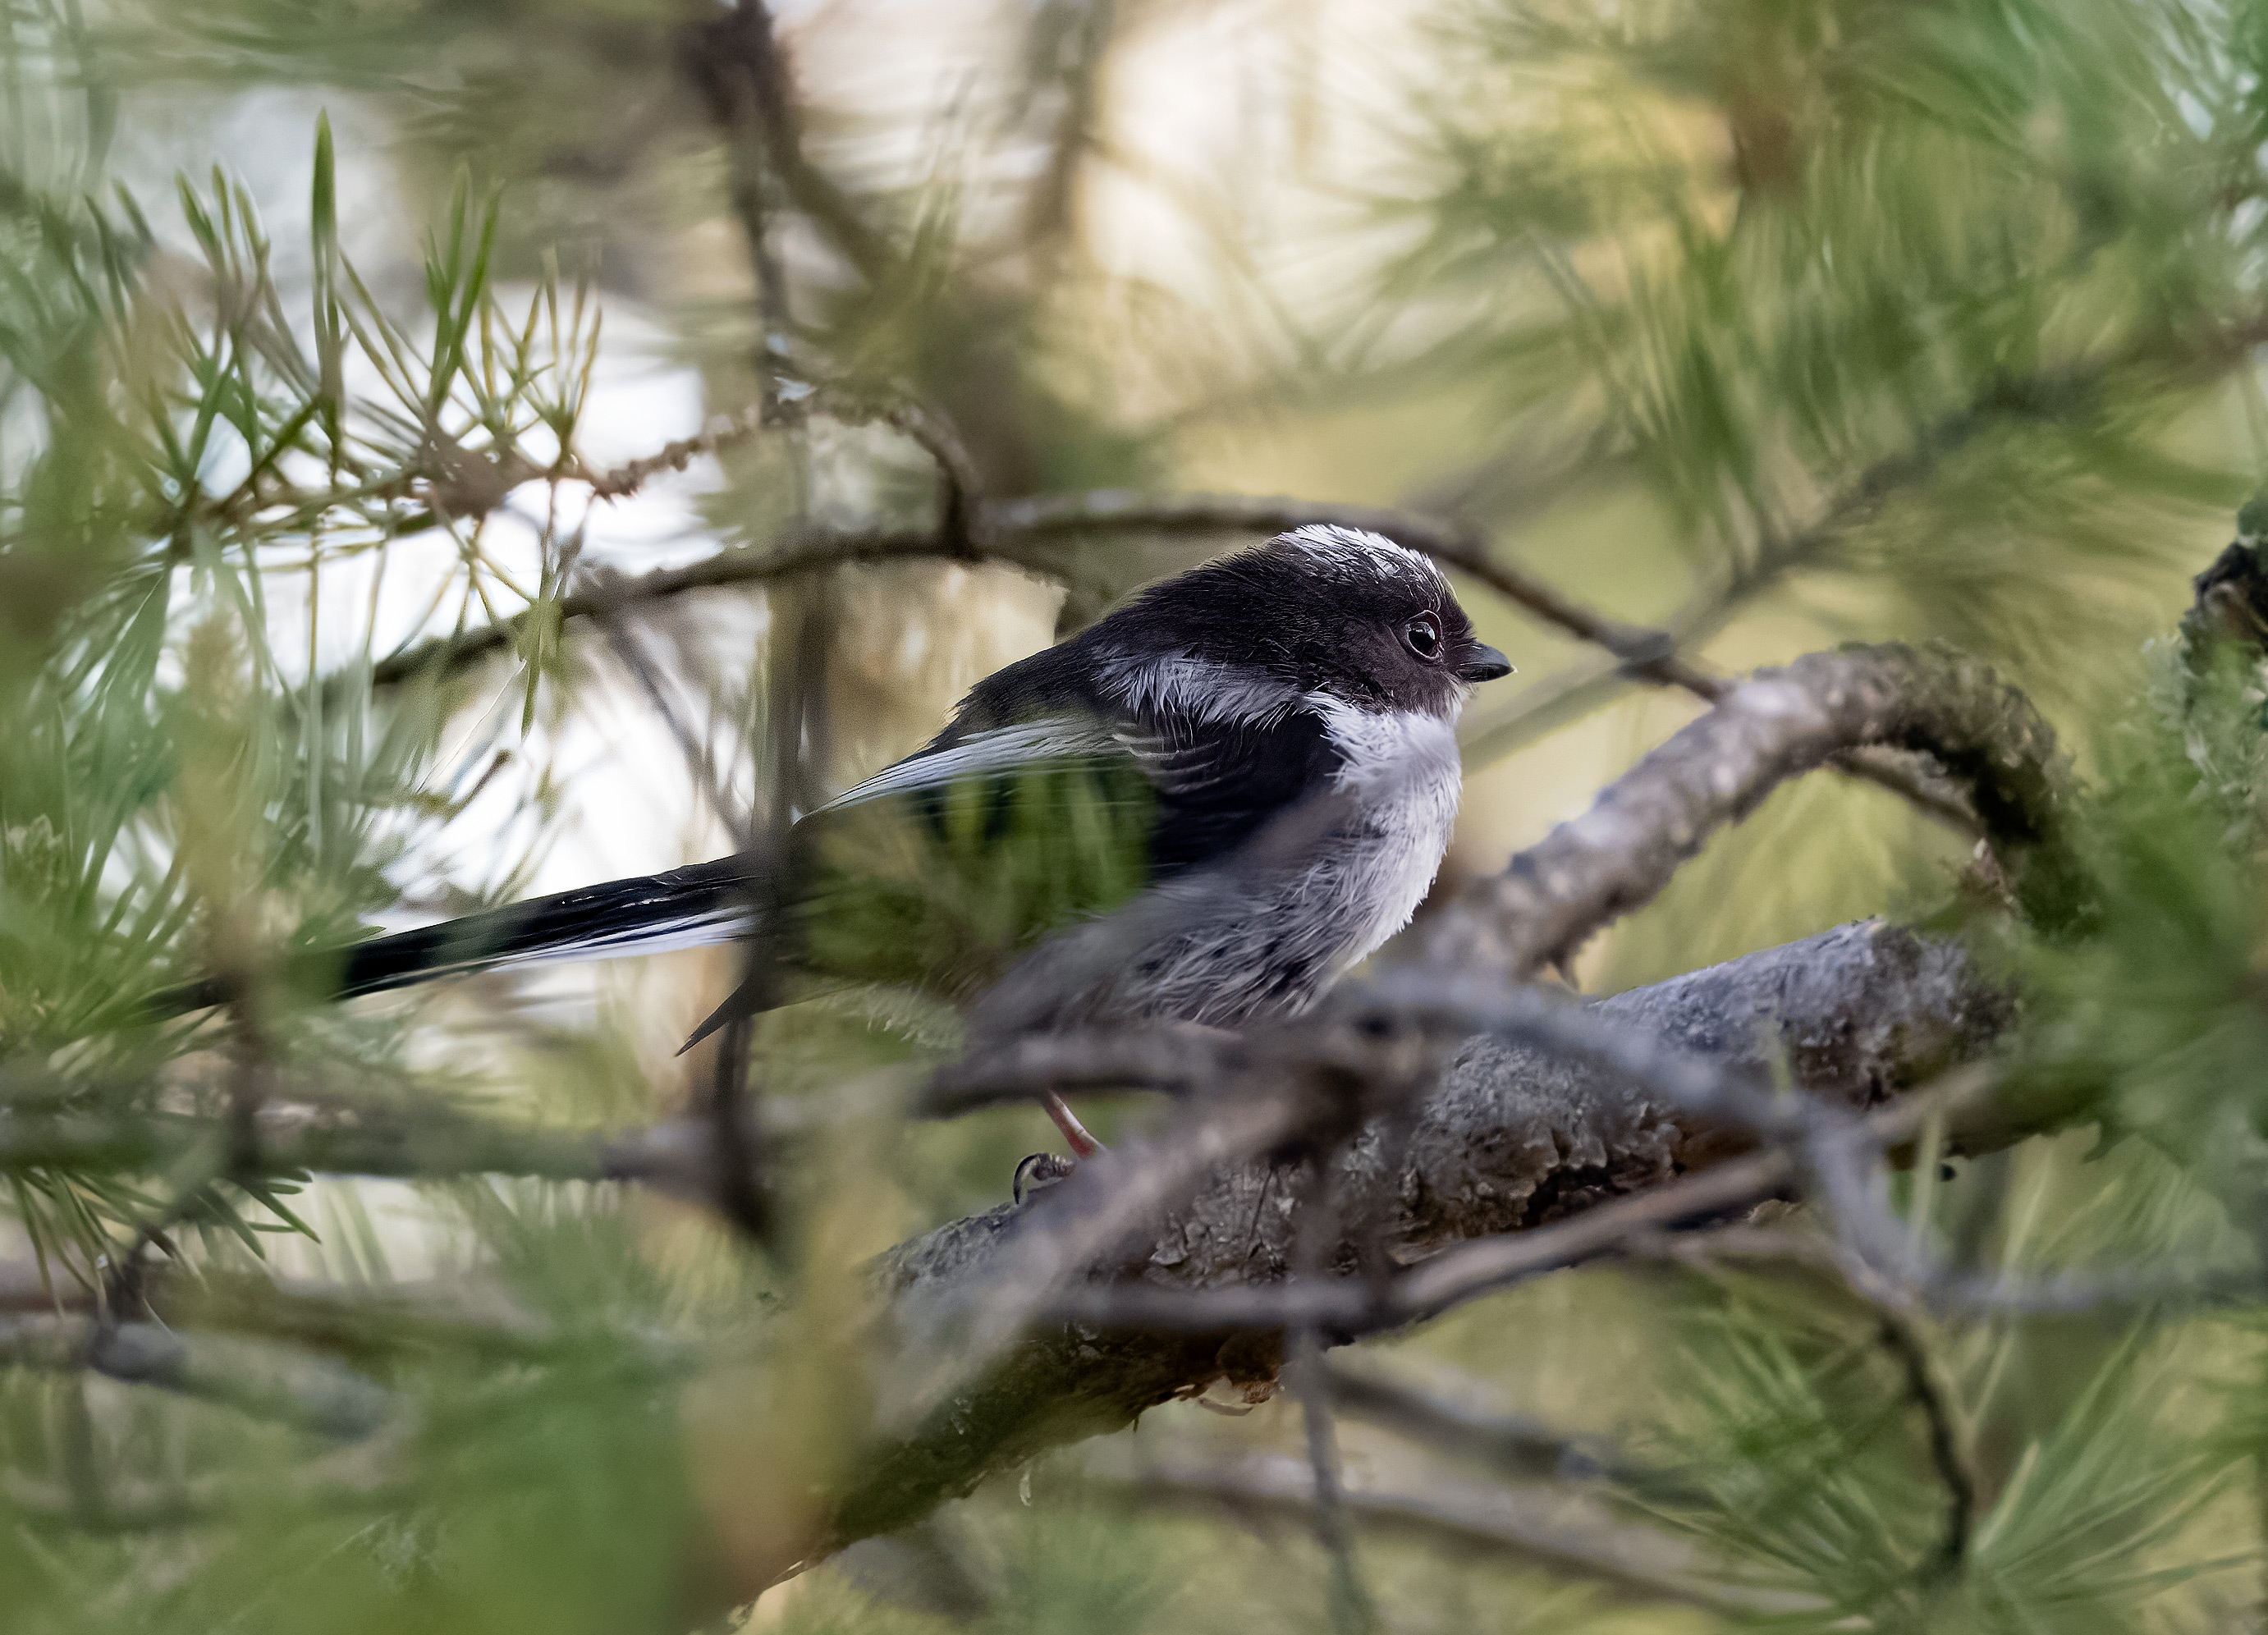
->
[1094,524,1512,723]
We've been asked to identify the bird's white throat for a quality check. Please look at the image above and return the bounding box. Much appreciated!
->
[1307,698,1466,976]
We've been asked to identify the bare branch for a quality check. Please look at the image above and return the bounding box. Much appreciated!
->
[1423,643,2076,982]
[580,405,769,500]
[1458,323,2268,770]
[1288,1330,1377,1635]
[1873,1308,1973,1583]
[0,1315,393,1440]
[796,387,992,557]
[1322,1358,1689,1497]
[1087,1450,1797,1614]
[367,524,947,685]
[362,494,1523,685]
[687,2,895,284]
[0,1098,732,1198]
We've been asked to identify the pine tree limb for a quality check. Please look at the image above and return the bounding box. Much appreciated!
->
[0,1315,392,1440]
[694,918,2009,1602]
[1423,643,2075,982]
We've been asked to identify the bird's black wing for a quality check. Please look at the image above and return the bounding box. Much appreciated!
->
[771,690,1339,1013]
[1112,708,1340,878]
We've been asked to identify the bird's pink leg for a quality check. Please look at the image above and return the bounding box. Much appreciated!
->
[1042,1088,1103,1158]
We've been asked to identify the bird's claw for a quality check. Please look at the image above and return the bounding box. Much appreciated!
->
[1012,1152,1077,1207]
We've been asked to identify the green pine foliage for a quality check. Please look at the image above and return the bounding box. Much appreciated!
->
[10,1,2268,1632]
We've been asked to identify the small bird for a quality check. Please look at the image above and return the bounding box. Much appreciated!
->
[167,525,1510,1155]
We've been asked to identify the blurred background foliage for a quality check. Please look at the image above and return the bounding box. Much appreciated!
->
[4,0,2268,1630]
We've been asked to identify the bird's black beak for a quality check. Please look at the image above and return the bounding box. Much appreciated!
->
[1459,643,1514,683]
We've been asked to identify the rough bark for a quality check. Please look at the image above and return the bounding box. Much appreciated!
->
[761,918,2009,1588]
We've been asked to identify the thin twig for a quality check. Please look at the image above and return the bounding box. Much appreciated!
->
[1285,1150,1377,1635]
[1456,323,2268,770]
[0,1315,393,1440]
[1288,1330,1376,1635]
[1323,1358,1693,1498]
[689,2,895,284]
[354,494,1656,681]
[1873,1308,1973,1584]
[585,578,777,1239]
[1093,1451,1798,1614]
[580,406,770,499]
[1653,1220,1977,1584]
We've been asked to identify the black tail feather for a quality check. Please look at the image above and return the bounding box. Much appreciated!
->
[147,854,767,1018]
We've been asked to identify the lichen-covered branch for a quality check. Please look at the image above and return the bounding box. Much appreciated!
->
[694,918,2010,1603]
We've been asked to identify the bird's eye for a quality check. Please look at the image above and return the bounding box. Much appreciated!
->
[1404,614,1443,661]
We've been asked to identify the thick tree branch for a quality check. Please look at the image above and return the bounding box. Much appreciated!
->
[1423,643,2074,982]
[699,918,2009,1601]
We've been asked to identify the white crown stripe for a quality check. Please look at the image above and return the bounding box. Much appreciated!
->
[1279,523,1447,589]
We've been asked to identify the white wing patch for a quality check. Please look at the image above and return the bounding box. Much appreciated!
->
[506,909,754,967]
[817,717,1124,813]
[1094,653,1304,729]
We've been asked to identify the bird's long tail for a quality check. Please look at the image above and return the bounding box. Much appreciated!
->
[149,854,767,1016]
